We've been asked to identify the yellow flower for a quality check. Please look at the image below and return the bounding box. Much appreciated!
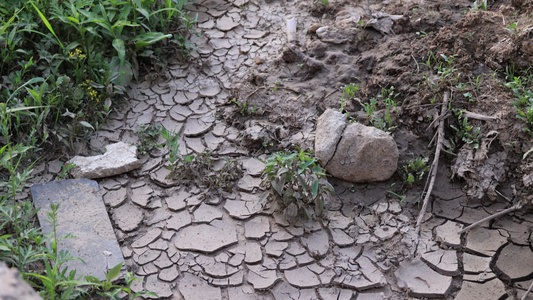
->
[69,49,86,59]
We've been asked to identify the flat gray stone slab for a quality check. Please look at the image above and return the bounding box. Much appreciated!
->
[31,179,124,280]
[175,221,238,253]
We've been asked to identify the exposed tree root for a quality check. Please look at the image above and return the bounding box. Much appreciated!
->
[415,91,449,236]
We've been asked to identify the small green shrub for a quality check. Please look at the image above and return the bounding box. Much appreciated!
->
[505,76,533,135]
[161,126,243,197]
[230,98,258,116]
[260,149,334,221]
[135,124,162,155]
[85,262,157,300]
[402,157,430,187]
[362,86,399,131]
[450,111,482,149]
[339,83,359,120]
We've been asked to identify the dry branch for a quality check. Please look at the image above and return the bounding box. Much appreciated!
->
[458,203,521,234]
[415,91,449,235]
[522,280,533,300]
[461,110,498,122]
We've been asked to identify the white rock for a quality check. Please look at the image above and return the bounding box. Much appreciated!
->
[68,142,141,179]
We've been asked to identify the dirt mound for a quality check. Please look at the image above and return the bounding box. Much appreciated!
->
[222,0,533,205]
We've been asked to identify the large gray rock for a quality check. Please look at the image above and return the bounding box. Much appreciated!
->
[31,179,124,281]
[315,109,398,182]
[315,109,347,165]
[68,142,141,179]
[0,262,42,300]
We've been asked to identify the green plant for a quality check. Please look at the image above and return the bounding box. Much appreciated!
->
[0,104,44,273]
[463,92,474,102]
[229,98,258,116]
[135,123,162,155]
[0,0,195,150]
[25,204,87,300]
[160,126,243,196]
[450,111,482,148]
[505,76,533,135]
[387,190,406,203]
[356,20,368,31]
[362,86,399,131]
[56,163,75,180]
[471,0,487,11]
[260,149,334,221]
[402,157,430,187]
[416,31,428,38]
[339,83,359,114]
[272,80,280,92]
[505,22,520,42]
[85,262,157,300]
[436,54,459,82]
[160,125,181,168]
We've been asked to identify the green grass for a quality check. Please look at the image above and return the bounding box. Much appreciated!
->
[0,0,194,297]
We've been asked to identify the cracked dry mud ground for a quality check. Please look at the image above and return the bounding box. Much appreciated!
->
[27,0,533,299]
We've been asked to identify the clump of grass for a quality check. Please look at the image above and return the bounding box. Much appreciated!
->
[135,124,163,154]
[402,157,430,187]
[362,86,400,131]
[161,126,243,198]
[505,76,533,135]
[450,110,482,149]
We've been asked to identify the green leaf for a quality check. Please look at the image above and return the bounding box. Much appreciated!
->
[78,121,95,130]
[66,16,80,24]
[311,179,319,198]
[7,77,45,103]
[106,262,123,282]
[133,32,172,51]
[84,276,100,283]
[0,8,21,36]
[285,203,298,218]
[112,39,126,66]
[272,177,284,195]
[302,158,315,169]
[30,2,64,49]
[136,7,150,20]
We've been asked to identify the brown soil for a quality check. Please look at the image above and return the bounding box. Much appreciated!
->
[225,0,533,210]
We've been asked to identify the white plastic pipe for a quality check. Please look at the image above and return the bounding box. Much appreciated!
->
[286,15,297,42]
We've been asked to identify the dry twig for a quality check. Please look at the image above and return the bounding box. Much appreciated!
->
[461,110,498,122]
[415,91,449,235]
[522,280,533,300]
[458,203,521,234]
